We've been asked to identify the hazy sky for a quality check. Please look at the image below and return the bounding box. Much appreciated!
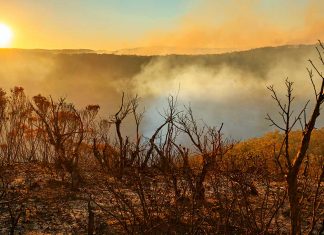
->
[1,0,324,50]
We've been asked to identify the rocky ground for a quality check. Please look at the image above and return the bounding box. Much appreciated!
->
[0,162,322,234]
[0,162,113,234]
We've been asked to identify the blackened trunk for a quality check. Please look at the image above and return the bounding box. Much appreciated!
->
[88,201,95,235]
[287,172,301,235]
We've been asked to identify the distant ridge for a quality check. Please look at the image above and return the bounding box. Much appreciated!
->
[0,44,315,56]
[106,44,314,56]
[0,48,96,54]
[109,46,238,56]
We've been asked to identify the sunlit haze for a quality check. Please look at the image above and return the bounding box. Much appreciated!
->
[0,23,13,47]
[1,0,324,52]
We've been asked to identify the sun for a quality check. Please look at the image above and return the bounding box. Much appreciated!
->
[0,23,13,48]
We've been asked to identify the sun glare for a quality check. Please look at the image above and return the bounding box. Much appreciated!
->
[0,23,13,48]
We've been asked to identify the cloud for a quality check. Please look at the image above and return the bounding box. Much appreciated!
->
[131,46,321,139]
[140,0,324,50]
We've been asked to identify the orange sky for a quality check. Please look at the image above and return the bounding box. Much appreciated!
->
[142,0,324,50]
[1,0,324,51]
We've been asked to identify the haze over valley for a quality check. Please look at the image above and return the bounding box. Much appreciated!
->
[0,44,321,139]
